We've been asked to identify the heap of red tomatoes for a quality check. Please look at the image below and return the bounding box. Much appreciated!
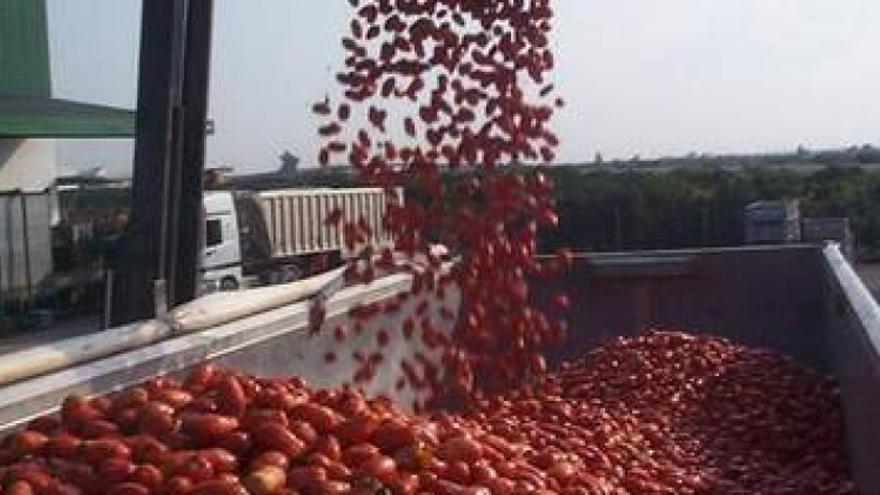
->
[0,331,853,494]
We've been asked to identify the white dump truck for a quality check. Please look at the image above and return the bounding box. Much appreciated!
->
[201,187,398,292]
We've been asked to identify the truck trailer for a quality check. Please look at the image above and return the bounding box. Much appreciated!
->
[201,187,397,292]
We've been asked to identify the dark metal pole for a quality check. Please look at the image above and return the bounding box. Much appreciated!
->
[0,204,3,312]
[6,194,16,298]
[20,193,32,303]
[112,0,213,324]
[111,0,188,325]
[162,0,190,307]
[171,0,214,306]
[0,196,6,310]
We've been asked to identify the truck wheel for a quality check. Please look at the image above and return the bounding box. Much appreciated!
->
[220,277,240,291]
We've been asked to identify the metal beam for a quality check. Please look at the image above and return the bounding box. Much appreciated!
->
[171,0,214,306]
[112,0,189,325]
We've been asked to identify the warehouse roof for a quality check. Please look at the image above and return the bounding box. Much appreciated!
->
[0,95,136,138]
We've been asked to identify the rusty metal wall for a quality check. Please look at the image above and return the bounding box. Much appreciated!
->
[536,245,831,371]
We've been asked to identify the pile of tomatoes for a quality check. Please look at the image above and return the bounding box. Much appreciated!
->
[466,330,854,494]
[0,331,853,494]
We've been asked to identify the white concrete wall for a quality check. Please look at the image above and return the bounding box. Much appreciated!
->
[0,138,57,192]
[0,192,54,298]
[0,139,57,299]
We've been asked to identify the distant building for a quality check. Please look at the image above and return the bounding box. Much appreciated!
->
[745,200,802,245]
[0,0,135,302]
[205,167,234,188]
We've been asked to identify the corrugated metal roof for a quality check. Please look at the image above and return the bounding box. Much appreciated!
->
[0,96,135,138]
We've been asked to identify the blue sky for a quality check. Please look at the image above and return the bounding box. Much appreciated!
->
[48,1,880,176]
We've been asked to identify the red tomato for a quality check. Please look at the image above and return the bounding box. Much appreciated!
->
[163,476,194,495]
[79,419,119,439]
[217,431,251,456]
[7,431,48,458]
[61,396,103,426]
[288,421,318,446]
[215,377,247,418]
[126,435,169,465]
[372,419,417,453]
[184,364,217,392]
[286,466,327,491]
[82,439,131,465]
[249,423,306,458]
[6,481,35,495]
[199,449,237,473]
[26,416,61,435]
[129,464,164,492]
[180,414,239,442]
[106,483,149,495]
[313,435,343,461]
[243,466,287,495]
[437,436,482,464]
[154,389,194,410]
[137,402,177,436]
[342,443,380,466]
[45,433,81,459]
[288,403,342,433]
[355,454,397,484]
[242,408,288,430]
[335,413,380,446]
[189,479,247,495]
[97,458,136,483]
[249,451,289,471]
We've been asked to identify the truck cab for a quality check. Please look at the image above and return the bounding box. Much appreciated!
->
[202,191,244,292]
[201,190,281,293]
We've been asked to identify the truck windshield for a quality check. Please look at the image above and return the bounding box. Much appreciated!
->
[205,219,222,247]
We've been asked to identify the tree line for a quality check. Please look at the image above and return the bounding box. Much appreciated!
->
[537,166,880,260]
[62,163,880,263]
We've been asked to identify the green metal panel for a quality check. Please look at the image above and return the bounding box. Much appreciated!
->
[0,96,135,138]
[0,0,52,97]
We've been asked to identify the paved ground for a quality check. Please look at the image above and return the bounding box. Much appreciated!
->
[0,316,100,355]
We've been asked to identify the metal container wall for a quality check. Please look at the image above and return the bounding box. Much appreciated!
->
[822,247,880,493]
[533,245,879,492]
[0,271,458,432]
[0,245,877,490]
[535,245,830,371]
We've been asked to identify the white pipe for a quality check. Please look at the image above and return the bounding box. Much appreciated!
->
[171,248,452,332]
[0,269,346,387]
[170,266,346,332]
[0,247,454,388]
[0,320,170,386]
